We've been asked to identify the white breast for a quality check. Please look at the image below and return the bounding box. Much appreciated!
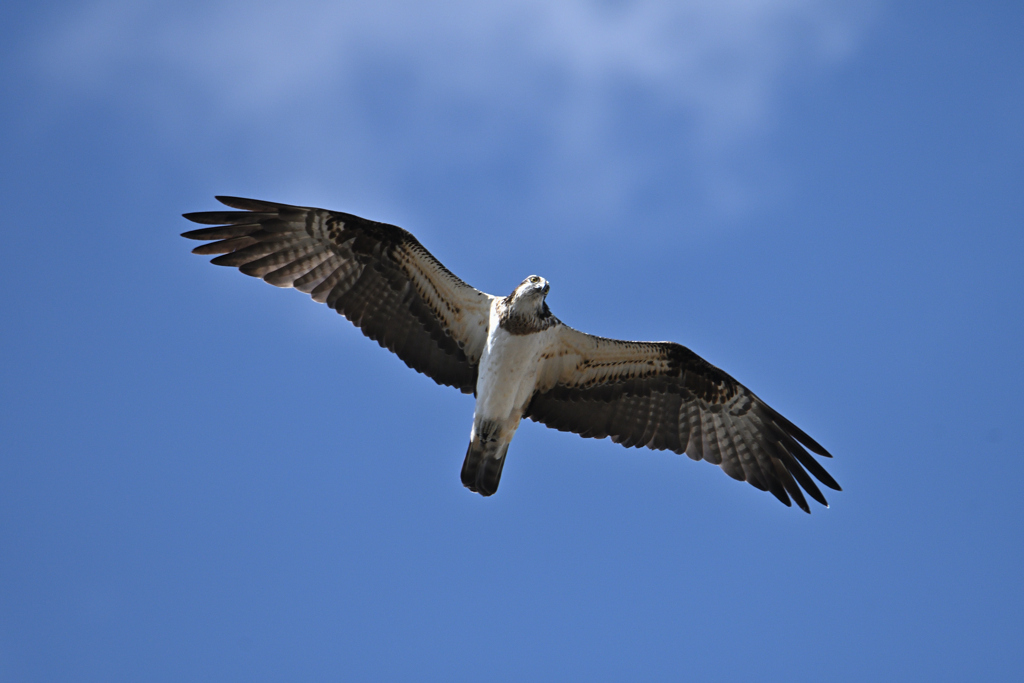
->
[474,304,556,422]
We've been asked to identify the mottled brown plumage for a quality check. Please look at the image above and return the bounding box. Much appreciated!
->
[527,334,837,511]
[496,290,559,335]
[183,196,490,394]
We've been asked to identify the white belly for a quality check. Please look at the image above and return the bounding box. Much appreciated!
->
[474,308,552,422]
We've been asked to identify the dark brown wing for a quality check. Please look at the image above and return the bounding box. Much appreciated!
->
[182,196,494,393]
[528,325,840,512]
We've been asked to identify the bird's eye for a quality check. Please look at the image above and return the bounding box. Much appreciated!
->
[530,276,540,283]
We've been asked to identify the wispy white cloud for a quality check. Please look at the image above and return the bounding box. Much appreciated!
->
[36,0,875,223]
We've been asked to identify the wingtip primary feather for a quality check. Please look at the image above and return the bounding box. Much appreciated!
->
[182,211,221,226]
[215,195,295,212]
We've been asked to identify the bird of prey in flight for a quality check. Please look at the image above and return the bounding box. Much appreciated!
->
[182,197,840,512]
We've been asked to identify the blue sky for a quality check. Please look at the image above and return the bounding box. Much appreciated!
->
[1,1,1022,680]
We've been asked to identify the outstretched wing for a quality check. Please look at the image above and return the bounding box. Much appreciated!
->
[182,196,494,393]
[528,325,840,512]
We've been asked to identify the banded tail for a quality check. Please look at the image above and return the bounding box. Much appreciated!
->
[461,420,510,496]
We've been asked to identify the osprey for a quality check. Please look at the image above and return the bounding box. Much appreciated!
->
[182,197,840,512]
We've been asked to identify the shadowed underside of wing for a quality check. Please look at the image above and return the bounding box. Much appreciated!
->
[182,196,493,393]
[528,326,840,512]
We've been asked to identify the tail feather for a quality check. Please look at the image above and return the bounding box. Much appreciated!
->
[461,435,509,497]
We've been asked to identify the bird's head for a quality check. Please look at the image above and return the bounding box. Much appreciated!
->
[507,275,550,314]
